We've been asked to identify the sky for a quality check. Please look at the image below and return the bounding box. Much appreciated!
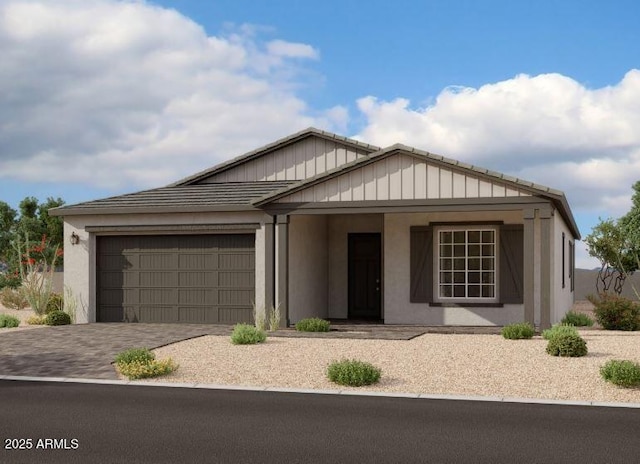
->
[1,0,639,269]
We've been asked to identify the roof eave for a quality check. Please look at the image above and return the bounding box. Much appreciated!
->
[49,204,258,216]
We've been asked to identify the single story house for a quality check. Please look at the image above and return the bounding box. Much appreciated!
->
[51,128,580,329]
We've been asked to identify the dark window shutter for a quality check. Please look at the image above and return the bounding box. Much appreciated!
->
[500,224,524,304]
[410,226,433,303]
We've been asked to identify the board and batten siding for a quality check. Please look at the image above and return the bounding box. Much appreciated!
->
[275,154,532,203]
[199,136,370,183]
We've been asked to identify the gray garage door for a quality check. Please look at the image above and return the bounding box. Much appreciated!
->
[97,234,255,324]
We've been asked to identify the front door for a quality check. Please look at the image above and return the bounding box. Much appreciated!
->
[348,233,382,320]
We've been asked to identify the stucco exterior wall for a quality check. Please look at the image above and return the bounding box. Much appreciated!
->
[383,211,526,325]
[327,214,384,319]
[62,211,271,323]
[288,215,328,322]
[552,212,575,324]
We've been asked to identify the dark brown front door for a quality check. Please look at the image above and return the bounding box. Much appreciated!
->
[348,233,381,320]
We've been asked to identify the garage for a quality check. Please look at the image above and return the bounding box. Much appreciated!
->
[97,234,255,324]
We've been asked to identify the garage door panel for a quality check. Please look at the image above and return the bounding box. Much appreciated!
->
[179,271,217,287]
[97,234,255,324]
[139,271,177,287]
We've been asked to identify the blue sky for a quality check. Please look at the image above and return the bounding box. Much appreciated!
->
[1,0,639,268]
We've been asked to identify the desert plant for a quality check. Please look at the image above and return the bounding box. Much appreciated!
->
[44,310,71,326]
[501,322,535,340]
[115,348,155,365]
[63,285,77,324]
[588,294,640,331]
[46,292,63,313]
[13,234,61,315]
[295,317,331,332]
[268,304,281,331]
[26,315,47,325]
[0,287,28,310]
[600,360,640,388]
[542,324,579,340]
[0,314,20,328]
[327,359,382,387]
[561,311,594,327]
[253,304,266,332]
[231,323,267,345]
[545,333,588,357]
[117,358,177,380]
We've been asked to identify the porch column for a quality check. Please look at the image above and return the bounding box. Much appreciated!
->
[275,215,289,327]
[264,220,275,315]
[539,207,553,330]
[523,209,535,326]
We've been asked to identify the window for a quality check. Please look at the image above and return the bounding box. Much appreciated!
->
[437,227,497,301]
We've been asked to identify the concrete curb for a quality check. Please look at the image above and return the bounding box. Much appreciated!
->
[1,374,639,409]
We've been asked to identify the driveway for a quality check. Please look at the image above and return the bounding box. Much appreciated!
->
[0,324,230,379]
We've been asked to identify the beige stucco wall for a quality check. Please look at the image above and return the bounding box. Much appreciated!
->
[327,214,384,319]
[383,211,526,325]
[552,212,575,324]
[62,211,271,323]
[288,215,328,322]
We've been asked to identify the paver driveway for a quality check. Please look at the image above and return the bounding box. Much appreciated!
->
[0,324,230,379]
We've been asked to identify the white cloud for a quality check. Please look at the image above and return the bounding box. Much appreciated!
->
[0,0,333,189]
[355,71,640,213]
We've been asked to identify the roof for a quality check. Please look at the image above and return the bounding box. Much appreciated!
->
[49,181,296,216]
[169,127,380,187]
[251,143,580,239]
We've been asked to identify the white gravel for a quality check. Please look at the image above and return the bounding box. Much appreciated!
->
[148,329,640,403]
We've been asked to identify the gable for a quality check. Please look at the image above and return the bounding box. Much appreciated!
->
[273,152,532,203]
[196,134,372,184]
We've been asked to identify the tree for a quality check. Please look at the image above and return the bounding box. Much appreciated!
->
[585,182,640,298]
[0,201,17,263]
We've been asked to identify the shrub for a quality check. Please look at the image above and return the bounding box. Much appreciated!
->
[231,323,267,345]
[46,293,64,313]
[545,333,588,357]
[600,360,640,388]
[0,287,28,310]
[0,273,21,290]
[561,310,594,327]
[295,317,331,332]
[589,294,640,331]
[501,322,535,340]
[44,310,71,326]
[117,359,177,380]
[268,304,281,331]
[0,314,20,328]
[327,359,382,387]
[26,315,47,325]
[542,324,579,340]
[115,348,155,365]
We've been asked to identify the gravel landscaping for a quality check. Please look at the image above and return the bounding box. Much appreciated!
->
[148,324,640,404]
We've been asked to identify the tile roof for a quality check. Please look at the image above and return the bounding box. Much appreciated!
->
[50,181,296,216]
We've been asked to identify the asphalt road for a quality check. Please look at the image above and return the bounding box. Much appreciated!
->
[0,380,638,464]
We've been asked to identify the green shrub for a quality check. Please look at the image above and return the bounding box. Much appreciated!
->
[0,287,28,310]
[44,310,71,326]
[545,333,588,357]
[117,359,177,380]
[501,322,535,340]
[0,273,21,290]
[46,293,64,314]
[327,359,382,387]
[295,317,331,332]
[542,324,579,340]
[600,360,640,388]
[561,310,594,327]
[115,348,155,365]
[231,323,267,345]
[0,314,20,328]
[589,294,640,331]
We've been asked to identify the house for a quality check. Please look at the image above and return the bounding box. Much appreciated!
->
[50,128,580,329]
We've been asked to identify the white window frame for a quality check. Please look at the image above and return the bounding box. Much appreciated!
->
[433,225,499,304]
